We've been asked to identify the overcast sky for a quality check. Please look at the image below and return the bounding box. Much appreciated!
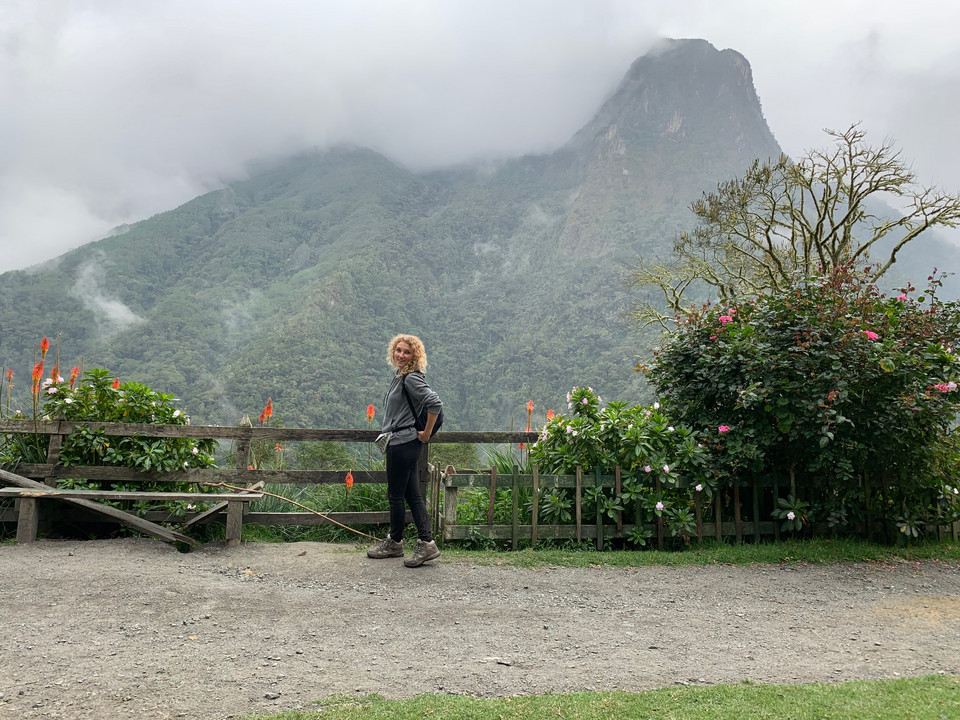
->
[2,0,959,273]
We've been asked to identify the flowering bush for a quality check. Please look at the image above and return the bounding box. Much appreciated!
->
[647,266,960,538]
[2,356,217,519]
[530,386,709,545]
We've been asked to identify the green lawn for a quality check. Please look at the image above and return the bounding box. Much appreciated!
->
[241,675,959,720]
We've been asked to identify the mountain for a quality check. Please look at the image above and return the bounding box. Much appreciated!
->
[0,39,951,430]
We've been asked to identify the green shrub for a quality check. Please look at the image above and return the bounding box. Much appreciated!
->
[646,266,960,539]
[529,386,709,547]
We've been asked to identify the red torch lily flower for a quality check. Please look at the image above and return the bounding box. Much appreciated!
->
[258,397,273,424]
[546,409,555,420]
[5,369,12,381]
[112,377,120,389]
[367,404,375,421]
[69,367,80,388]
[345,471,354,490]
[32,361,44,384]
[40,337,49,356]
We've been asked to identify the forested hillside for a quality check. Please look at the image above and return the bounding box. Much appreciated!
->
[1,39,954,429]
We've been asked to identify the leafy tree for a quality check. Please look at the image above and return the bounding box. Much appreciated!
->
[293,441,356,471]
[645,267,960,538]
[429,442,479,472]
[632,125,960,327]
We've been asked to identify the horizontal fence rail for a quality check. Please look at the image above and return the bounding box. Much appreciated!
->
[0,419,539,543]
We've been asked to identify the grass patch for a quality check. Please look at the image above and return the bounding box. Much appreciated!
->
[241,675,959,720]
[438,537,960,569]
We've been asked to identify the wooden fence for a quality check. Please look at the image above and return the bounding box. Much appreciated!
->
[2,419,957,546]
[0,419,534,542]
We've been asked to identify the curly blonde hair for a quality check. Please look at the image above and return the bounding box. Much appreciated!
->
[387,334,428,374]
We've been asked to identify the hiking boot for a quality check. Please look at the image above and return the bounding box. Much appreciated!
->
[404,539,440,567]
[367,536,404,559]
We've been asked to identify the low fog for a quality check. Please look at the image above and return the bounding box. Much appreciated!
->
[2,0,959,273]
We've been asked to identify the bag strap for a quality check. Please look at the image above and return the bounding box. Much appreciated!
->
[400,374,419,417]
[398,373,421,431]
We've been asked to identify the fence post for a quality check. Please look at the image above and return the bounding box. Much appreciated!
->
[694,489,703,543]
[615,466,623,534]
[594,468,603,551]
[487,467,497,527]
[656,476,664,550]
[511,465,519,551]
[772,475,780,542]
[575,466,582,543]
[752,475,761,544]
[531,465,539,547]
[714,491,722,541]
[43,420,66,487]
[441,473,458,541]
[734,483,743,544]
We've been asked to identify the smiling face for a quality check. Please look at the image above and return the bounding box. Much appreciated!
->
[393,341,414,370]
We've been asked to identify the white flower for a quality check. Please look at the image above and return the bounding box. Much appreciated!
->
[42,378,53,388]
[56,376,63,383]
[787,511,796,521]
[571,430,579,437]
[173,409,181,418]
[663,464,670,473]
[46,387,57,394]
[653,401,660,410]
[695,484,703,492]
[192,447,199,455]
[64,398,73,404]
[955,488,959,495]
[655,501,665,511]
[667,426,674,432]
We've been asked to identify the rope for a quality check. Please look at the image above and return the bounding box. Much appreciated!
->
[200,481,379,541]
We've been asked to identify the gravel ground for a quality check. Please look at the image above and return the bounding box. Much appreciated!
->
[1,538,958,720]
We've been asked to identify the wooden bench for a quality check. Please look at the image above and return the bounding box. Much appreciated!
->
[0,486,263,547]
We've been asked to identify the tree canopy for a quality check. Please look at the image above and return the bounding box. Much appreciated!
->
[632,125,960,327]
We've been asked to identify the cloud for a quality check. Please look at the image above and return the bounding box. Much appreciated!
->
[71,258,144,331]
[1,0,959,272]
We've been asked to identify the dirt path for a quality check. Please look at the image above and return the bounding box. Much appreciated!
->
[1,539,958,720]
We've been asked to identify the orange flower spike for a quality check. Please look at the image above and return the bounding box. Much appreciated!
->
[112,377,120,390]
[518,442,526,450]
[526,400,534,413]
[31,361,44,384]
[257,409,267,424]
[275,443,282,453]
[49,364,59,382]
[546,409,555,421]
[69,366,79,388]
[5,369,12,381]
[264,398,273,420]
[345,471,354,490]
[40,337,49,356]
[366,404,375,421]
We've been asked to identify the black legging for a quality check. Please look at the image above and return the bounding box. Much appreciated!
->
[385,439,433,542]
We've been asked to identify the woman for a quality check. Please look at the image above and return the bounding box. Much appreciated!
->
[367,334,442,567]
